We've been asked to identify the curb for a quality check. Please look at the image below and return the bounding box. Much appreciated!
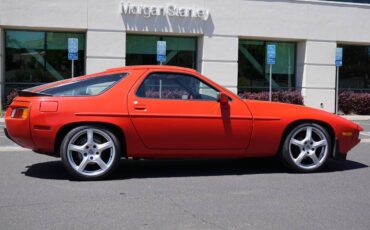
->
[341,115,370,121]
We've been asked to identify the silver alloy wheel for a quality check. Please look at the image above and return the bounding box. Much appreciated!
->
[66,128,116,177]
[288,126,329,170]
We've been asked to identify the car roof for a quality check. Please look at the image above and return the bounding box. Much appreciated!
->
[105,65,197,73]
[25,65,197,93]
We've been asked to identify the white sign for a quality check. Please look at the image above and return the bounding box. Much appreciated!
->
[121,1,210,21]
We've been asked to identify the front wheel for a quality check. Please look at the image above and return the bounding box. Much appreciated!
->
[60,125,121,180]
[281,123,331,173]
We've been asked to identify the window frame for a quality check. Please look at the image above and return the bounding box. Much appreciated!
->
[337,44,370,92]
[3,29,87,105]
[135,71,221,102]
[126,34,198,70]
[4,29,87,84]
[238,39,297,94]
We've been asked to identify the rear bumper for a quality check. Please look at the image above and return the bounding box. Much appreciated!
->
[5,118,36,149]
[5,98,57,155]
[5,127,57,156]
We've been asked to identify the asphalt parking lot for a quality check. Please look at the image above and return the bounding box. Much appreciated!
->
[0,120,370,230]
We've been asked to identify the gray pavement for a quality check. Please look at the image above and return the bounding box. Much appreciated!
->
[0,123,19,148]
[357,120,370,139]
[0,121,370,230]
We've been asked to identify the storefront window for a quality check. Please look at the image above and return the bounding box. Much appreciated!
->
[238,40,296,93]
[4,30,85,104]
[338,44,370,92]
[126,35,197,69]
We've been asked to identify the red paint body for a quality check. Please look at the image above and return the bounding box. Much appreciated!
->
[5,66,362,158]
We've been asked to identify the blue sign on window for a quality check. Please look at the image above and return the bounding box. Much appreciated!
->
[68,38,79,53]
[68,52,78,60]
[335,47,343,67]
[157,41,166,63]
[157,54,166,63]
[267,44,276,65]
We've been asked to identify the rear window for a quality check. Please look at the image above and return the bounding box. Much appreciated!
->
[40,73,126,96]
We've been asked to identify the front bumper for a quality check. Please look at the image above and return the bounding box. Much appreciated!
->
[333,138,347,160]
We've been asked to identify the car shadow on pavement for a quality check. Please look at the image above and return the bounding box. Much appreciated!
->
[22,157,368,181]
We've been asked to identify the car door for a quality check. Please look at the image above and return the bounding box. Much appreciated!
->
[127,70,253,150]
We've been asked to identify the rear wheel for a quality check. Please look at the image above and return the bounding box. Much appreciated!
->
[60,125,121,180]
[281,123,331,173]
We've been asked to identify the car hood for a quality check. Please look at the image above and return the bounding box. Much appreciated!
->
[243,99,361,131]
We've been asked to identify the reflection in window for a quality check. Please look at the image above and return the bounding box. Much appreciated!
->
[40,73,126,96]
[338,44,370,92]
[136,73,219,101]
[238,40,296,94]
[126,35,197,69]
[4,30,85,104]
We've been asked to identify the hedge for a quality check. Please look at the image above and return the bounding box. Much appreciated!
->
[339,91,370,115]
[239,91,304,105]
[6,89,19,108]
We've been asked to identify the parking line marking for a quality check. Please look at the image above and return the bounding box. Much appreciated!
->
[360,132,370,137]
[0,146,29,152]
[356,122,370,126]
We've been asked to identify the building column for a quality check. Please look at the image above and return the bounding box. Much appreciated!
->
[296,40,337,113]
[85,30,126,74]
[200,35,239,94]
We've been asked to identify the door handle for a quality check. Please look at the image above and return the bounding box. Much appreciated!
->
[134,105,147,110]
[134,104,147,111]
[133,101,147,111]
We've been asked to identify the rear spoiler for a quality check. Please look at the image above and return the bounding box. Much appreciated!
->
[17,90,52,97]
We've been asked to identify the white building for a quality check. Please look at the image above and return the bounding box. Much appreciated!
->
[1,0,370,112]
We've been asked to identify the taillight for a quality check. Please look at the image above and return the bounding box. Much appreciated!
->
[10,107,29,119]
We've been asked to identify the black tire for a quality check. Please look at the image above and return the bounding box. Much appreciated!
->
[281,122,331,173]
[60,125,121,180]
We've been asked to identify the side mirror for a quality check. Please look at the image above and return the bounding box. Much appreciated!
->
[217,92,229,105]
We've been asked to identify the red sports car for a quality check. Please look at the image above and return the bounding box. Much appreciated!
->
[5,65,362,180]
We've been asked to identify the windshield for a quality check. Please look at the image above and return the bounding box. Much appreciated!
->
[39,73,127,96]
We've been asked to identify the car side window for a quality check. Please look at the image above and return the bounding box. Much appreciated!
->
[40,73,126,96]
[136,72,219,101]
